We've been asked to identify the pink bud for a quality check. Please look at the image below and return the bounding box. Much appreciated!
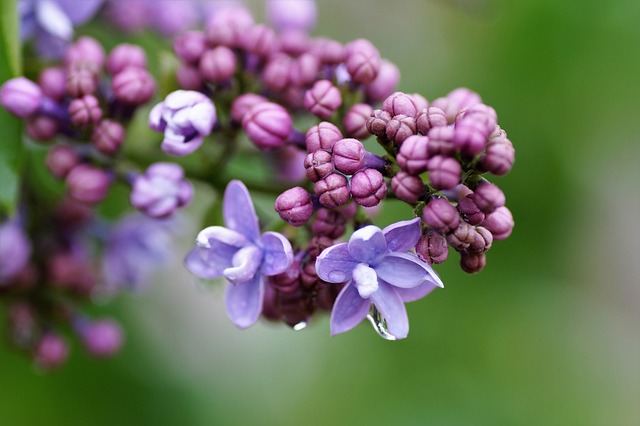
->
[34,333,68,370]
[343,103,373,139]
[345,39,381,84]
[46,144,80,179]
[68,95,102,128]
[480,136,515,176]
[305,121,342,153]
[112,67,155,105]
[26,115,58,141]
[366,109,392,138]
[481,206,514,240]
[397,135,430,175]
[275,187,314,226]
[416,231,448,264]
[66,164,111,204]
[382,92,423,118]
[428,155,461,190]
[242,102,292,150]
[106,43,147,75]
[386,114,417,145]
[92,119,125,155]
[460,251,486,273]
[473,182,506,214]
[0,77,43,118]
[422,198,459,234]
[417,107,447,135]
[304,150,334,182]
[38,67,66,101]
[350,168,387,207]
[303,80,342,119]
[231,93,268,124]
[391,172,424,203]
[173,31,207,64]
[314,173,351,208]
[200,46,237,84]
[457,195,485,225]
[66,67,97,98]
[332,138,365,175]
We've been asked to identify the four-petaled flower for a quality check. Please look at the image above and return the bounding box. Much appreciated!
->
[316,217,443,339]
[185,180,294,328]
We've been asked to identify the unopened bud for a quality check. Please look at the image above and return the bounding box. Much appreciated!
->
[275,187,314,226]
[350,168,387,207]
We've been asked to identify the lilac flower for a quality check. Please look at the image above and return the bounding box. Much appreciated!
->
[149,90,216,156]
[130,163,193,218]
[185,180,294,329]
[0,221,32,285]
[315,218,443,339]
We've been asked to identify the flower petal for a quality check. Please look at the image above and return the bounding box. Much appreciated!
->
[315,243,357,283]
[223,245,262,285]
[225,274,264,329]
[223,180,261,241]
[164,90,207,110]
[374,252,429,288]
[383,217,422,252]
[184,247,225,279]
[370,281,409,339]
[188,101,216,136]
[148,102,166,131]
[37,0,73,40]
[330,282,370,336]
[423,263,444,288]
[260,232,293,276]
[394,280,439,302]
[347,225,388,265]
[195,226,248,249]
[56,0,104,24]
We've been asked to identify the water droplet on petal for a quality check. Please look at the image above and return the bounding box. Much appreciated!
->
[328,271,346,282]
[366,305,396,341]
[292,321,307,331]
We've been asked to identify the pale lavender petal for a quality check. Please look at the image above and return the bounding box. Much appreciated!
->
[315,243,357,283]
[145,197,177,218]
[329,282,370,336]
[394,280,439,302]
[383,217,422,252]
[225,274,264,329]
[347,225,388,265]
[56,0,104,24]
[223,180,260,241]
[146,162,184,180]
[370,281,409,339]
[148,102,166,131]
[188,101,216,136]
[260,232,293,276]
[196,226,248,249]
[162,131,203,156]
[223,245,262,285]
[424,263,444,288]
[37,0,73,40]
[164,90,207,110]
[184,247,225,279]
[374,252,428,288]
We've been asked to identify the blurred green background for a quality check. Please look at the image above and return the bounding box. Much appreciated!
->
[1,0,639,425]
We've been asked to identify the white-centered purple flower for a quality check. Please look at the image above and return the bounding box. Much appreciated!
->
[185,180,294,329]
[149,90,216,156]
[315,217,443,339]
[130,162,193,218]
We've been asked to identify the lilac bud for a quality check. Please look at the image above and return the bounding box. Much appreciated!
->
[365,59,400,104]
[343,103,373,139]
[66,164,111,204]
[275,187,314,226]
[446,221,477,251]
[242,102,292,150]
[312,208,346,239]
[66,66,97,98]
[441,184,473,203]
[26,115,58,141]
[106,43,148,75]
[130,163,193,218]
[112,67,155,105]
[267,0,317,33]
[460,251,486,273]
[64,37,105,73]
[457,195,485,225]
[473,182,506,214]
[417,107,447,135]
[78,319,124,358]
[350,168,387,207]
[490,125,507,140]
[332,138,365,175]
[0,221,31,284]
[386,114,417,145]
[468,226,493,253]
[453,118,490,157]
[481,206,514,240]
[426,126,456,157]
[200,46,237,84]
[345,39,381,85]
[262,54,293,92]
[240,24,280,57]
[457,103,497,131]
[366,109,392,138]
[269,260,301,294]
[304,80,342,119]
[397,135,430,175]
[382,92,422,118]
[38,67,66,101]
[304,150,334,182]
[480,136,515,175]
[231,93,268,124]
[176,63,204,90]
[431,96,458,124]
[313,37,345,65]
[447,87,482,111]
[46,144,80,179]
[428,155,461,190]
[279,30,311,56]
[290,53,320,86]
[173,31,207,64]
[416,231,449,264]
[34,333,68,370]
[314,173,351,208]
[305,121,342,153]
[281,86,306,109]
[0,77,43,118]
[92,119,125,155]
[422,198,459,234]
[68,95,102,128]
[391,172,424,203]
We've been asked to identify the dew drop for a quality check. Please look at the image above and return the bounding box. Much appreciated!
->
[366,305,396,341]
[292,321,307,331]
[327,271,346,282]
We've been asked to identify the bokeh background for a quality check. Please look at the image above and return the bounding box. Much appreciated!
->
[1,0,639,425]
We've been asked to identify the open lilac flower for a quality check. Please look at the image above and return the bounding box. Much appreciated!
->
[149,90,216,156]
[185,180,294,329]
[316,217,443,339]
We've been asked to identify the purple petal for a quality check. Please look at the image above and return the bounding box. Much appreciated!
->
[225,274,264,329]
[260,232,293,276]
[37,0,73,40]
[329,282,370,336]
[196,226,249,249]
[184,247,225,279]
[161,131,203,156]
[56,0,104,24]
[374,252,429,288]
[395,280,439,302]
[347,225,388,265]
[185,226,248,279]
[424,263,444,288]
[223,180,260,241]
[148,102,166,131]
[383,217,422,252]
[370,281,409,339]
[188,101,216,136]
[223,245,262,285]
[164,90,207,110]
[315,243,357,283]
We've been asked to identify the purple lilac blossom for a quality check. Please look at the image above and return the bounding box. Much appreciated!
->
[315,218,443,339]
[0,221,32,285]
[266,0,316,33]
[130,163,193,218]
[185,180,294,329]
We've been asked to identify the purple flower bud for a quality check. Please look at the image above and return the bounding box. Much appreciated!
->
[417,107,447,135]
[456,103,497,130]
[150,0,198,36]
[457,195,485,225]
[490,125,507,139]
[26,115,58,141]
[446,221,476,251]
[431,96,458,124]
[231,93,268,124]
[34,333,68,370]
[106,43,147,75]
[473,182,506,214]
[416,231,448,264]
[92,119,125,155]
[304,149,334,182]
[130,162,193,218]
[266,0,317,33]
[304,80,342,119]
[426,126,456,157]
[268,259,301,294]
[428,155,461,190]
[314,173,351,208]
[468,226,493,253]
[206,5,255,41]
[345,39,381,85]
[366,109,392,138]
[305,121,342,153]
[453,118,490,157]
[46,144,80,179]
[275,186,314,226]
[240,24,280,57]
[343,103,373,139]
[279,30,311,56]
[0,221,31,284]
[382,91,423,118]
[68,94,102,128]
[391,172,424,203]
[350,168,387,207]
[0,77,43,118]
[199,46,237,84]
[66,66,97,98]
[112,67,155,105]
[480,136,515,175]
[290,53,320,86]
[397,135,430,175]
[422,198,459,233]
[312,208,347,239]
[173,31,207,64]
[242,102,292,150]
[78,319,124,358]
[481,206,514,240]
[176,63,204,90]
[262,54,293,92]
[313,37,345,65]
[460,251,486,273]
[447,87,482,111]
[386,114,417,145]
[64,36,105,73]
[66,164,111,204]
[332,138,365,175]
[38,67,66,101]
[365,59,400,104]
